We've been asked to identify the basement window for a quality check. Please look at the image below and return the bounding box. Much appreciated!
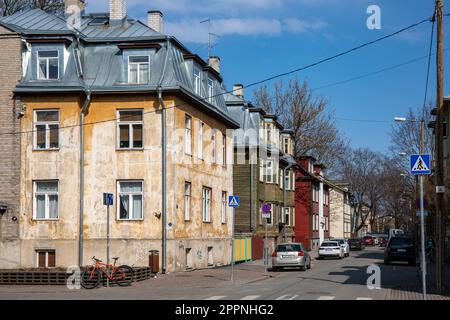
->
[33,181,59,220]
[34,110,59,150]
[36,250,56,268]
[117,110,143,149]
[117,181,143,220]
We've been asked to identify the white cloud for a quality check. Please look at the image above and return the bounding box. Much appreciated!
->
[165,17,326,43]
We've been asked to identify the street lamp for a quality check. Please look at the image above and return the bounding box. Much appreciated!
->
[394,115,427,300]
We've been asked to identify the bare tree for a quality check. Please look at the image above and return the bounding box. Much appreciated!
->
[253,78,349,175]
[1,0,64,16]
[339,148,385,233]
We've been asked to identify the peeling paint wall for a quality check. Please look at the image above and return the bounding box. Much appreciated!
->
[17,94,233,272]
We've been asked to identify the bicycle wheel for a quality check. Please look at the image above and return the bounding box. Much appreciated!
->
[81,267,101,289]
[114,265,134,286]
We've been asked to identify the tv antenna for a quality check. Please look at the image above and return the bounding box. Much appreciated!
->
[200,18,220,58]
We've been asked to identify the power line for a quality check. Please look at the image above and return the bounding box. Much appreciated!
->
[422,9,436,111]
[0,15,433,137]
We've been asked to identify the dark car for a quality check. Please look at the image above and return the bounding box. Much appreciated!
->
[363,236,374,246]
[348,238,365,250]
[384,236,416,266]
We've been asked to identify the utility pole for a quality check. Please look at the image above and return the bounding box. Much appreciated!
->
[435,0,446,295]
[419,119,427,300]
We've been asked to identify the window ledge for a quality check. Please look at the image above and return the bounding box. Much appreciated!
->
[116,148,144,151]
[116,219,144,222]
[33,148,60,152]
[32,218,59,221]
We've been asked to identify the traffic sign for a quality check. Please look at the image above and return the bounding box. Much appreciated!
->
[261,203,271,219]
[410,154,431,175]
[228,196,240,208]
[103,193,113,206]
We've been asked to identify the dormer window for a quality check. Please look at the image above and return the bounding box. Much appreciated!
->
[194,66,202,96]
[128,56,149,84]
[38,51,59,80]
[207,77,214,103]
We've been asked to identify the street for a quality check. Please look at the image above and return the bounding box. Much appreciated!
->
[2,247,446,300]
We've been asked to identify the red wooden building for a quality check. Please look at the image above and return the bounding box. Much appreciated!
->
[294,156,331,250]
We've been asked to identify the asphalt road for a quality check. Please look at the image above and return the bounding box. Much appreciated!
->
[0,247,420,300]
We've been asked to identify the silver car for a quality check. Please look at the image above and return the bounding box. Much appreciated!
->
[271,243,311,271]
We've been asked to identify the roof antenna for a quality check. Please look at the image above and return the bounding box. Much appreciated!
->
[200,18,219,58]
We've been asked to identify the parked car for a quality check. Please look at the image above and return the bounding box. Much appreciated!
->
[384,236,416,266]
[363,235,375,246]
[318,241,345,259]
[272,243,311,271]
[388,228,404,239]
[332,238,350,257]
[379,236,388,247]
[348,238,365,250]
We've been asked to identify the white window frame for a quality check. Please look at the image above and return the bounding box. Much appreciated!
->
[33,180,59,220]
[198,121,204,159]
[117,109,144,149]
[34,109,60,150]
[221,191,227,224]
[37,50,59,80]
[259,159,265,182]
[222,133,226,166]
[284,207,290,226]
[184,181,191,221]
[202,187,212,222]
[207,77,214,104]
[117,180,144,221]
[185,114,192,155]
[211,129,216,164]
[36,250,56,268]
[266,160,274,183]
[128,55,150,84]
[285,169,291,191]
[193,66,202,96]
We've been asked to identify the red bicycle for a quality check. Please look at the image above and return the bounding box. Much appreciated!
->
[81,256,133,289]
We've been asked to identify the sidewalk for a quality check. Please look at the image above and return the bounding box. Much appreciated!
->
[145,259,279,289]
[387,261,450,300]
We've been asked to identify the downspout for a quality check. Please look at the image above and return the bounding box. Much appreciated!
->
[283,163,294,242]
[79,89,91,266]
[158,38,171,274]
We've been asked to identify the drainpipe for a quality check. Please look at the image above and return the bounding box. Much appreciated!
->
[79,89,91,267]
[158,38,170,274]
[283,163,294,242]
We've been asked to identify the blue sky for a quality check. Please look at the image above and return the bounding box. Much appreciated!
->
[87,0,450,152]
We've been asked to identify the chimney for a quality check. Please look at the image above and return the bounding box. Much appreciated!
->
[65,0,85,16]
[109,0,126,24]
[208,56,221,74]
[148,11,163,33]
[233,84,244,99]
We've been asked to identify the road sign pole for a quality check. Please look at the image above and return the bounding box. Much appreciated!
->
[419,175,427,300]
[106,203,110,288]
[264,219,268,273]
[231,207,235,283]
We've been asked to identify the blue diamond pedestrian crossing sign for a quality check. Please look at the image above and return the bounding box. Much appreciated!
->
[410,154,431,175]
[228,196,240,208]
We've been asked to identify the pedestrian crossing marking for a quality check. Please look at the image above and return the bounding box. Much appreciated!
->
[317,296,335,300]
[204,296,226,300]
[275,294,298,300]
[411,155,430,172]
[240,295,260,300]
[356,297,373,300]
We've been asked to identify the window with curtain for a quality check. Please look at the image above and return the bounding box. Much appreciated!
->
[222,133,226,165]
[118,181,143,220]
[185,115,192,155]
[34,110,59,150]
[207,77,214,104]
[202,187,211,222]
[221,191,227,224]
[198,121,204,159]
[117,110,143,149]
[211,129,216,163]
[266,160,273,183]
[128,56,149,84]
[184,182,191,221]
[34,181,59,220]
